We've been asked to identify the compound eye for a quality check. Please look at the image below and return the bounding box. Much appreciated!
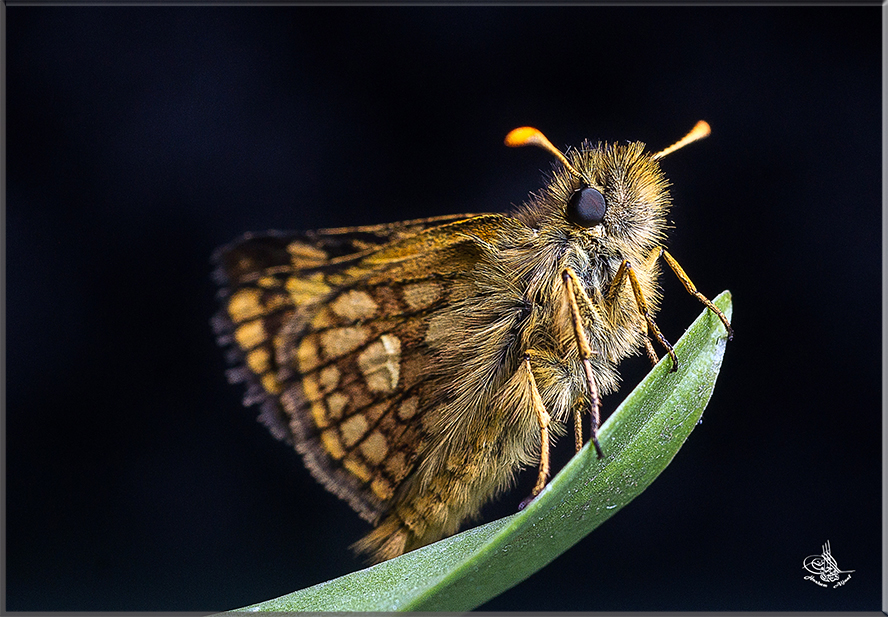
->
[566,187,607,228]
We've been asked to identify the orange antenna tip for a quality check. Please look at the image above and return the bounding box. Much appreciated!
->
[505,126,547,149]
[653,120,711,160]
[505,126,583,180]
[692,120,711,138]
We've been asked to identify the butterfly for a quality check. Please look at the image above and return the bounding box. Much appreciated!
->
[212,121,732,563]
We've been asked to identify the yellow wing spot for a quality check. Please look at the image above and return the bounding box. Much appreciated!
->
[285,275,332,304]
[371,476,394,501]
[359,430,389,465]
[344,454,372,482]
[320,326,370,360]
[311,401,329,429]
[330,290,379,321]
[246,347,271,374]
[257,276,280,289]
[310,306,336,330]
[300,373,321,402]
[401,282,443,311]
[260,372,282,395]
[384,450,409,482]
[326,391,349,419]
[397,396,419,420]
[319,365,341,392]
[296,336,320,372]
[228,288,264,322]
[357,334,401,393]
[320,428,346,459]
[234,320,265,350]
[340,414,369,448]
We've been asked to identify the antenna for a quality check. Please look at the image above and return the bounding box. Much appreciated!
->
[505,127,584,181]
[652,120,711,160]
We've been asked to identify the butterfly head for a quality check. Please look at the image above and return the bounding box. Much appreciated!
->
[506,122,709,250]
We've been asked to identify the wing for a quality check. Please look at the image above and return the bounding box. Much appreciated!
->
[211,213,486,440]
[212,213,525,523]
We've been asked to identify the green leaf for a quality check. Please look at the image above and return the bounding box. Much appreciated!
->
[229,291,733,613]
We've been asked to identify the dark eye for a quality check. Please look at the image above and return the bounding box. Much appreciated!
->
[566,187,607,228]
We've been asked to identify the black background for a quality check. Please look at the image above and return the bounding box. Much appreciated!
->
[6,5,881,613]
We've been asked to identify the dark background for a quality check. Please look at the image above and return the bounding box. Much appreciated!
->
[6,5,881,613]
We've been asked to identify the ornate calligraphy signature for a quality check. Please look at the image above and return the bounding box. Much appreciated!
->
[803,540,854,583]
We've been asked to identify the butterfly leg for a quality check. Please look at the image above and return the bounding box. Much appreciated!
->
[607,259,679,372]
[518,355,551,510]
[660,249,733,340]
[573,397,583,454]
[561,268,605,459]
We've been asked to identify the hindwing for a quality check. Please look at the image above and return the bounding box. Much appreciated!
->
[212,213,523,522]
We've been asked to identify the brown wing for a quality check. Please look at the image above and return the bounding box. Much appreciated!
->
[211,213,487,439]
[212,213,523,522]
